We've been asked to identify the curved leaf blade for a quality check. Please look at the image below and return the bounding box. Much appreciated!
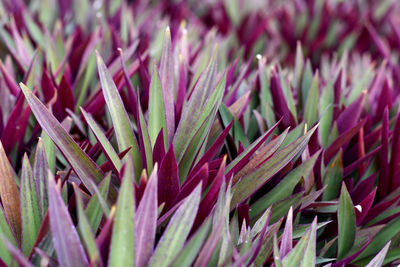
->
[20,83,103,194]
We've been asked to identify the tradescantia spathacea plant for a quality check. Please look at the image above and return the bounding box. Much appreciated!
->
[1,0,400,266]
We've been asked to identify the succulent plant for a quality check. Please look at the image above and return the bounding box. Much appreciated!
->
[0,0,400,266]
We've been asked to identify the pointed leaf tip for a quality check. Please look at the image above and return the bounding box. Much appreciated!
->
[19,83,103,195]
[48,172,88,267]
[338,183,356,259]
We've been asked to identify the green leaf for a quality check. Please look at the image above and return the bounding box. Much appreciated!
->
[0,205,16,265]
[174,49,217,161]
[293,42,304,100]
[337,183,356,259]
[279,122,305,149]
[293,221,331,239]
[138,100,154,173]
[319,82,334,148]
[178,74,226,180]
[171,218,212,267]
[232,128,288,185]
[20,154,41,256]
[108,160,135,267]
[304,72,319,126]
[148,62,167,148]
[41,131,55,173]
[300,219,317,267]
[76,50,97,110]
[33,138,49,218]
[2,235,35,267]
[159,27,175,144]
[281,226,309,267]
[279,70,297,122]
[250,207,272,238]
[135,164,158,267]
[301,60,313,107]
[270,193,303,224]
[254,221,282,266]
[231,125,318,209]
[250,152,319,218]
[85,173,111,234]
[355,215,400,261]
[20,83,103,195]
[74,185,101,265]
[96,51,142,180]
[149,183,202,267]
[273,233,283,267]
[322,150,343,201]
[24,13,46,48]
[81,108,122,173]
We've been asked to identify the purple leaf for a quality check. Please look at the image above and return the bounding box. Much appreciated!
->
[231,124,318,209]
[193,218,224,267]
[324,119,366,165]
[378,107,389,199]
[2,237,33,267]
[365,22,390,58]
[176,58,187,121]
[0,61,19,96]
[280,206,293,258]
[355,188,376,226]
[176,163,209,205]
[158,145,180,209]
[232,128,289,185]
[367,61,387,113]
[331,238,372,267]
[343,146,381,177]
[159,27,175,144]
[363,194,400,224]
[1,93,24,153]
[56,76,76,118]
[20,83,103,194]
[336,91,366,135]
[189,120,233,177]
[136,164,158,267]
[375,79,392,123]
[351,174,377,205]
[270,71,296,128]
[389,112,400,192]
[48,172,88,267]
[226,119,281,177]
[153,130,166,165]
[193,157,226,230]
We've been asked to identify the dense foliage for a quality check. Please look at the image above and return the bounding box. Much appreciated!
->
[0,0,400,266]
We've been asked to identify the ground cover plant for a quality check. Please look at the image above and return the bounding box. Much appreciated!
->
[0,0,400,266]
